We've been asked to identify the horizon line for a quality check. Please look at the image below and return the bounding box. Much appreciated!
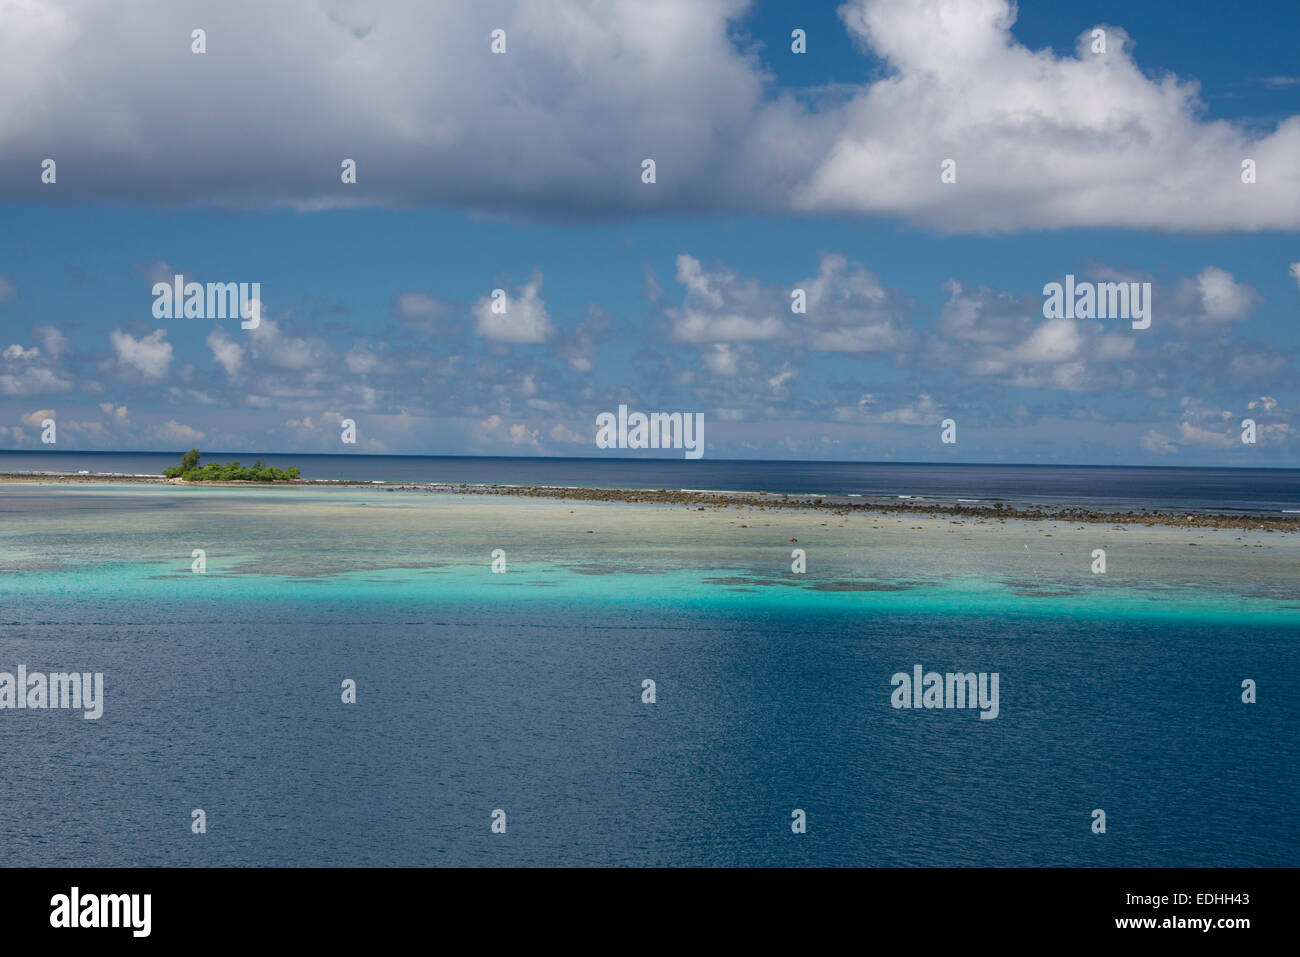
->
[1,448,1297,472]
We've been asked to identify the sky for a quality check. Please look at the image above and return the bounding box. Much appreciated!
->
[1,0,1298,466]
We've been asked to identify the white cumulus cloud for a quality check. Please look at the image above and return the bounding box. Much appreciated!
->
[473,273,555,344]
[109,328,173,380]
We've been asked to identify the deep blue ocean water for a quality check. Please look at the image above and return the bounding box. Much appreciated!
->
[3,450,1298,514]
[2,595,1295,866]
[0,481,1295,867]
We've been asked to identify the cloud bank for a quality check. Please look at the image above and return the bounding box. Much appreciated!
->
[2,0,1298,232]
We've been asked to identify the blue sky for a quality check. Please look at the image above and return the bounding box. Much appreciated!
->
[1,0,1297,465]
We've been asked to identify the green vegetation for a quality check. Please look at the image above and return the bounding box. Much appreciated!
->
[162,450,300,482]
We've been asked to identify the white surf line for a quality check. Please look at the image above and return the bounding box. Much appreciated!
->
[677,489,831,501]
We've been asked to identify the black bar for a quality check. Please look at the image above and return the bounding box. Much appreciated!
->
[0,867,1276,942]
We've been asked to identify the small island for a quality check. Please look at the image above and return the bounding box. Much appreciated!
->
[162,449,300,482]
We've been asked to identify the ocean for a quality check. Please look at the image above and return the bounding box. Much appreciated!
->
[2,450,1298,514]
[0,477,1296,867]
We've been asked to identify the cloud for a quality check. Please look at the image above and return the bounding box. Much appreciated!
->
[1140,429,1176,454]
[1167,266,1261,332]
[1177,419,1237,450]
[669,255,785,343]
[478,414,542,448]
[1193,267,1258,322]
[928,280,1136,391]
[796,253,910,352]
[1226,352,1286,378]
[877,396,944,426]
[248,318,321,371]
[139,260,179,287]
[34,326,68,359]
[0,0,798,219]
[548,422,587,444]
[702,343,744,376]
[344,344,381,375]
[167,387,216,406]
[797,0,1300,232]
[109,328,173,380]
[473,272,555,344]
[1290,262,1300,291]
[283,411,351,444]
[0,274,15,302]
[837,393,945,426]
[153,419,204,444]
[394,291,447,320]
[667,252,908,353]
[21,409,55,428]
[0,365,73,395]
[1170,398,1269,451]
[3,0,1296,232]
[766,365,798,396]
[393,291,455,337]
[207,329,245,379]
[1012,318,1085,365]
